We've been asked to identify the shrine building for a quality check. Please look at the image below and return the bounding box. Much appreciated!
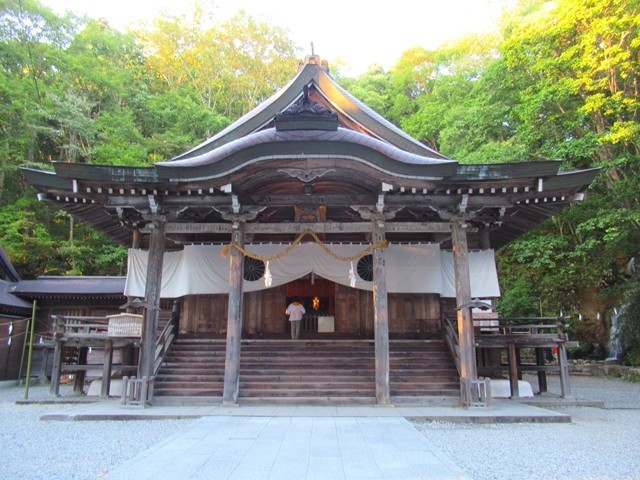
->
[22,56,598,406]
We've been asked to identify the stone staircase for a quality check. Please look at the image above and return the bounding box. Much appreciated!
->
[153,337,460,405]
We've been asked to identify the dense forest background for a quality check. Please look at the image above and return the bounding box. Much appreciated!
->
[1,0,639,363]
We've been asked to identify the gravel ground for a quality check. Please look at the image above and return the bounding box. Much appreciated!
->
[0,375,639,480]
[413,375,640,480]
[0,384,196,480]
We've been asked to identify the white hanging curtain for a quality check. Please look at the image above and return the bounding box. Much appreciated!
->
[124,243,499,298]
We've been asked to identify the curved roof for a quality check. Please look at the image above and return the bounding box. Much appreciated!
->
[157,128,456,181]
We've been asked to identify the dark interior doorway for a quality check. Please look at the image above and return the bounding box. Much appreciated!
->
[285,275,335,332]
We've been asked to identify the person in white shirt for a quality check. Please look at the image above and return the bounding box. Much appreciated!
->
[285,298,306,340]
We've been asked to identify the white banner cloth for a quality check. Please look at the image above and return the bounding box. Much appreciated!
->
[124,243,500,298]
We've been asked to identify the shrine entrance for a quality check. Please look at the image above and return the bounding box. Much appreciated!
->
[285,276,335,335]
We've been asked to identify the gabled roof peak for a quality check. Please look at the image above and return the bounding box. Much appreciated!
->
[275,85,339,131]
[167,54,447,163]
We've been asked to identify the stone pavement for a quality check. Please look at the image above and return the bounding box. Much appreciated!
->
[39,400,569,480]
[104,415,471,480]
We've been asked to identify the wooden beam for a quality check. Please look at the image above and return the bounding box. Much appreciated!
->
[386,222,451,233]
[557,340,572,398]
[222,221,245,405]
[372,219,391,405]
[107,192,514,210]
[535,348,548,393]
[147,221,451,235]
[247,194,375,206]
[247,222,369,234]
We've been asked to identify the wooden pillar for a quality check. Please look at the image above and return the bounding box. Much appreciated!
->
[451,220,478,404]
[139,218,165,380]
[507,342,520,398]
[49,316,64,396]
[49,343,62,396]
[556,317,572,398]
[535,348,548,393]
[74,347,88,394]
[132,229,142,249]
[558,342,571,397]
[372,219,391,405]
[479,227,491,250]
[101,339,113,398]
[223,221,245,405]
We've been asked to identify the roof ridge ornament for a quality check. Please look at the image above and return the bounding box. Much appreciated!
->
[297,54,329,72]
[275,85,338,131]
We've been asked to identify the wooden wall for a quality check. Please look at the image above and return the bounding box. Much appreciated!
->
[0,316,28,380]
[179,283,441,339]
[335,283,373,336]
[180,286,288,336]
[388,293,441,338]
[180,294,228,334]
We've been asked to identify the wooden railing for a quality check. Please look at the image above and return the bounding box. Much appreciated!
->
[49,315,140,397]
[49,312,178,404]
[442,316,461,375]
[475,316,572,398]
[493,316,567,335]
[154,314,177,377]
[441,315,572,401]
[119,313,177,406]
[52,315,110,339]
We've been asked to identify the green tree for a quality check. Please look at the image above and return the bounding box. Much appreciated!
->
[0,0,76,201]
[493,0,640,356]
[136,5,299,119]
[339,65,394,116]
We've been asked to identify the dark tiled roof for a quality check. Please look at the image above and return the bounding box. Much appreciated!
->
[10,277,126,298]
[0,281,32,313]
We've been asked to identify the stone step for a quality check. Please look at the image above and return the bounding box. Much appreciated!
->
[155,338,460,402]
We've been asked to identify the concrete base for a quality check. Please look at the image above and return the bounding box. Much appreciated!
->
[87,379,124,397]
[490,379,534,398]
[39,398,571,423]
